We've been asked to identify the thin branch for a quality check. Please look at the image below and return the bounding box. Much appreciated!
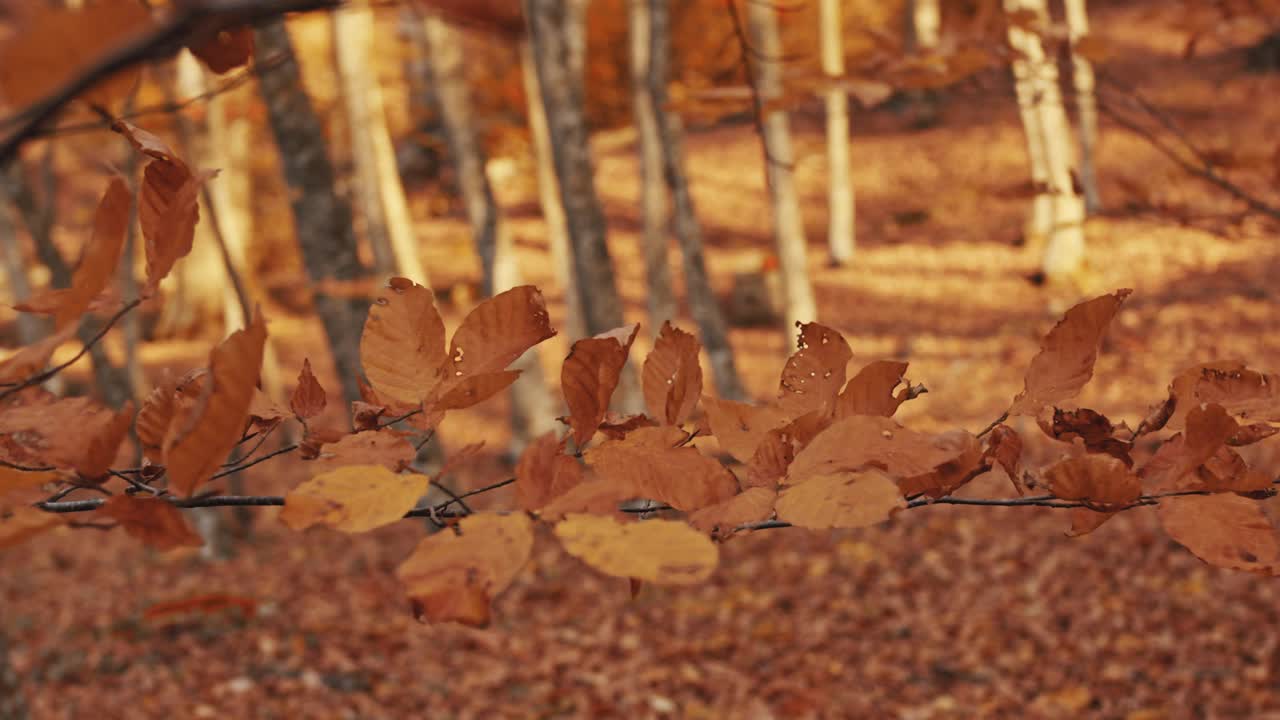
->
[208,442,299,481]
[975,410,1010,439]
[0,298,143,401]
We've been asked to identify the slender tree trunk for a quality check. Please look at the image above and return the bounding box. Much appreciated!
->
[256,19,368,405]
[1064,0,1101,213]
[1004,0,1086,282]
[519,37,583,339]
[746,0,817,330]
[421,12,558,450]
[647,0,745,401]
[332,3,429,286]
[909,0,941,51]
[565,0,590,100]
[629,0,674,334]
[819,0,855,266]
[0,197,43,345]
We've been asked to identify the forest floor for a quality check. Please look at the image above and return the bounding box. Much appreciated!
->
[5,2,1280,718]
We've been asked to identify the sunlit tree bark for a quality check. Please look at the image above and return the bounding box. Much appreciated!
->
[332,2,429,285]
[256,19,367,404]
[629,0,674,334]
[1064,0,1101,213]
[819,0,855,266]
[745,0,817,331]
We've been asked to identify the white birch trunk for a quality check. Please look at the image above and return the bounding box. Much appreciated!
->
[332,3,428,286]
[819,0,855,266]
[1064,0,1101,213]
[746,0,817,330]
[911,0,941,51]
[630,0,675,333]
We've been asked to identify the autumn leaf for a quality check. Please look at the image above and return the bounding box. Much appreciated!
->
[554,514,718,585]
[1044,455,1141,508]
[585,426,737,511]
[280,465,429,533]
[0,324,77,384]
[1193,446,1272,494]
[0,396,115,470]
[444,285,556,380]
[1158,494,1280,575]
[898,430,986,498]
[248,387,290,431]
[290,358,326,420]
[539,476,637,522]
[835,360,915,418]
[75,402,134,482]
[136,379,179,461]
[775,470,905,529]
[0,467,61,498]
[561,324,639,446]
[99,495,203,551]
[515,432,584,511]
[306,430,417,475]
[786,415,968,484]
[642,322,702,425]
[702,396,790,463]
[985,424,1026,494]
[432,370,521,411]
[0,0,151,110]
[777,322,853,418]
[0,506,63,551]
[1038,407,1133,466]
[396,512,533,627]
[1009,289,1131,416]
[360,278,447,406]
[188,26,254,74]
[1141,404,1238,493]
[163,314,266,496]
[742,427,796,489]
[1168,362,1280,428]
[1066,507,1118,537]
[688,487,776,537]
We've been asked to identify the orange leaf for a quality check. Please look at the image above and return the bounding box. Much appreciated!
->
[1158,493,1280,575]
[554,514,718,584]
[539,476,635,521]
[188,26,254,74]
[99,495,203,551]
[431,370,520,411]
[786,415,969,484]
[289,358,326,420]
[775,470,905,529]
[1009,289,1131,416]
[585,426,737,511]
[75,401,134,482]
[515,432,584,511]
[835,360,913,418]
[742,427,796,489]
[898,430,986,498]
[0,396,114,469]
[396,512,533,626]
[688,487,776,538]
[280,465,428,533]
[1141,404,1238,493]
[1044,455,1141,507]
[360,278,447,406]
[0,0,150,110]
[642,322,702,425]
[136,379,178,461]
[0,466,61,497]
[777,322,852,419]
[0,324,77,384]
[985,424,1026,494]
[445,285,555,379]
[1168,362,1280,428]
[140,166,213,296]
[702,396,789,463]
[163,314,266,495]
[0,505,63,550]
[307,430,417,474]
[1038,407,1132,466]
[561,324,639,446]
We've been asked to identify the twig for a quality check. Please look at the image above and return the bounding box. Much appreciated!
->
[0,298,143,401]
[975,410,1010,439]
[208,443,299,481]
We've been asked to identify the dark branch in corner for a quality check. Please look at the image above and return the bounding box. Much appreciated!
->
[0,0,343,166]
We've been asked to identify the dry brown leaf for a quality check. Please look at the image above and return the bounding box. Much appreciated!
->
[0,0,150,109]
[554,514,718,584]
[136,378,180,461]
[742,428,796,489]
[688,487,776,537]
[1038,407,1133,466]
[0,467,61,497]
[1009,289,1131,416]
[0,505,63,551]
[1045,455,1141,507]
[898,430,986,498]
[561,324,639,446]
[539,476,635,521]
[0,324,77,384]
[786,415,966,484]
[1066,507,1118,537]
[163,314,266,496]
[777,322,853,419]
[585,428,737,512]
[360,278,447,406]
[1194,446,1273,494]
[642,322,702,425]
[307,430,416,475]
[0,396,113,469]
[775,470,905,529]
[138,158,214,296]
[75,402,133,482]
[188,25,254,74]
[99,495,202,551]
[1141,404,1239,493]
[986,424,1025,494]
[280,465,428,533]
[702,396,790,463]
[289,358,326,420]
[445,285,555,379]
[1168,362,1280,427]
[396,512,533,627]
[1228,423,1278,446]
[432,370,520,411]
[515,432,585,511]
[836,360,912,418]
[1158,493,1280,575]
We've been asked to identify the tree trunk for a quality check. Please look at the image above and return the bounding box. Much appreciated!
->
[1004,0,1086,282]
[629,0,674,334]
[648,0,745,401]
[745,0,817,331]
[525,0,642,412]
[909,0,941,51]
[1064,0,1101,214]
[421,12,558,451]
[819,0,855,266]
[0,194,44,346]
[256,19,368,405]
[332,3,429,286]
[519,37,583,339]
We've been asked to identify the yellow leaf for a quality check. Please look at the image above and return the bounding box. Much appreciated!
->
[280,465,428,533]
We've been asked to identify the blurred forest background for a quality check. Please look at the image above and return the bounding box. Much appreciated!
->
[3,0,1280,717]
